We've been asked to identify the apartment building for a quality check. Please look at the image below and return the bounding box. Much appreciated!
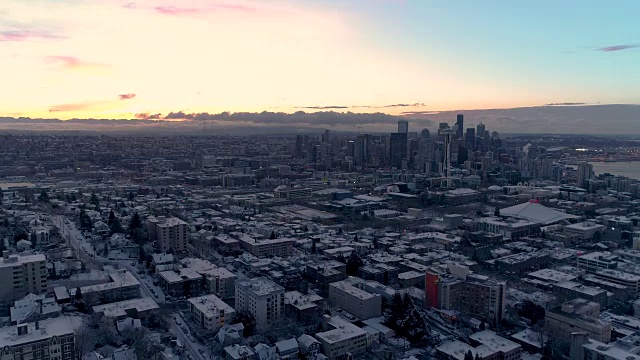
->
[235,277,285,330]
[438,274,507,324]
[328,280,382,320]
[545,298,611,343]
[0,252,47,305]
[233,233,293,258]
[0,317,75,360]
[200,267,236,300]
[148,217,188,253]
[315,316,367,360]
[188,294,235,333]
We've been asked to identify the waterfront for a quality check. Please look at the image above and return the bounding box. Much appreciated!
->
[591,161,640,179]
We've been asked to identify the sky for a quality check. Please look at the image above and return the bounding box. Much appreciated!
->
[1,0,639,120]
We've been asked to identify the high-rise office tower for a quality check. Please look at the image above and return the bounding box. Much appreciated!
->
[466,128,476,150]
[398,120,409,134]
[577,162,594,188]
[421,128,430,139]
[455,114,464,140]
[389,133,408,168]
[323,129,330,143]
[477,122,486,138]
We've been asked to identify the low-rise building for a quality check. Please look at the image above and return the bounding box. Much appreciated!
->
[469,330,522,360]
[577,252,619,273]
[10,294,61,325]
[79,270,140,306]
[188,294,235,333]
[316,316,368,360]
[92,297,159,320]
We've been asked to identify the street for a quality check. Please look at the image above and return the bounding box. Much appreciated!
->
[54,215,209,360]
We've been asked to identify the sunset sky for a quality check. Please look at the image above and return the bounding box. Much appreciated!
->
[1,0,639,120]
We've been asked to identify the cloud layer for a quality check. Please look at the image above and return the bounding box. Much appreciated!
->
[596,44,640,52]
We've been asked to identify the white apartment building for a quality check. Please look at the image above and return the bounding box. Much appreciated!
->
[0,317,76,360]
[328,280,381,320]
[315,316,368,360]
[0,252,47,305]
[149,217,188,253]
[188,294,235,333]
[235,277,285,330]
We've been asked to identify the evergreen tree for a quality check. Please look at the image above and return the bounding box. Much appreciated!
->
[387,293,405,329]
[103,241,109,256]
[402,292,413,310]
[346,252,363,276]
[108,210,115,226]
[494,207,501,217]
[372,237,379,249]
[110,217,124,235]
[311,239,317,254]
[479,321,486,331]
[337,228,343,235]
[129,212,142,231]
[128,192,135,201]
[354,234,358,241]
[75,287,83,301]
[38,189,49,203]
[90,193,100,206]
[269,231,277,240]
[464,350,474,360]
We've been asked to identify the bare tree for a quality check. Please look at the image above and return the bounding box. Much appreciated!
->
[75,326,97,360]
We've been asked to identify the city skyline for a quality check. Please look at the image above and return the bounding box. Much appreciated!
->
[1,0,639,123]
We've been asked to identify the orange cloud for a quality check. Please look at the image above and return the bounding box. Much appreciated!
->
[49,94,137,113]
[45,56,111,72]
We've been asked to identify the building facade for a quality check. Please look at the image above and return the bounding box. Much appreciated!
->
[188,294,235,333]
[0,317,75,360]
[0,252,47,306]
[328,280,382,320]
[235,277,285,330]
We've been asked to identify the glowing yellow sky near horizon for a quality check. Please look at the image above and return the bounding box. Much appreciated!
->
[0,0,548,119]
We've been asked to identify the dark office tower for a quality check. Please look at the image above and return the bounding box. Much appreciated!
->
[322,129,330,143]
[295,135,304,158]
[466,128,475,150]
[307,141,317,164]
[421,128,430,139]
[477,122,486,138]
[398,120,409,134]
[455,114,464,139]
[389,133,408,168]
[457,144,468,165]
[354,134,368,166]
[347,141,355,157]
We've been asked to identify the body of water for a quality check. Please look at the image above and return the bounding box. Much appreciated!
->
[590,161,640,180]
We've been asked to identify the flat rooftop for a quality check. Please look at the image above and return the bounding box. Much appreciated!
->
[188,294,234,317]
[469,330,521,353]
[0,317,74,347]
[528,269,577,283]
[93,297,159,318]
[330,281,378,301]
[0,253,46,269]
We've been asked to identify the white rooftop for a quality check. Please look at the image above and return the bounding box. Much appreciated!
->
[500,201,579,225]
